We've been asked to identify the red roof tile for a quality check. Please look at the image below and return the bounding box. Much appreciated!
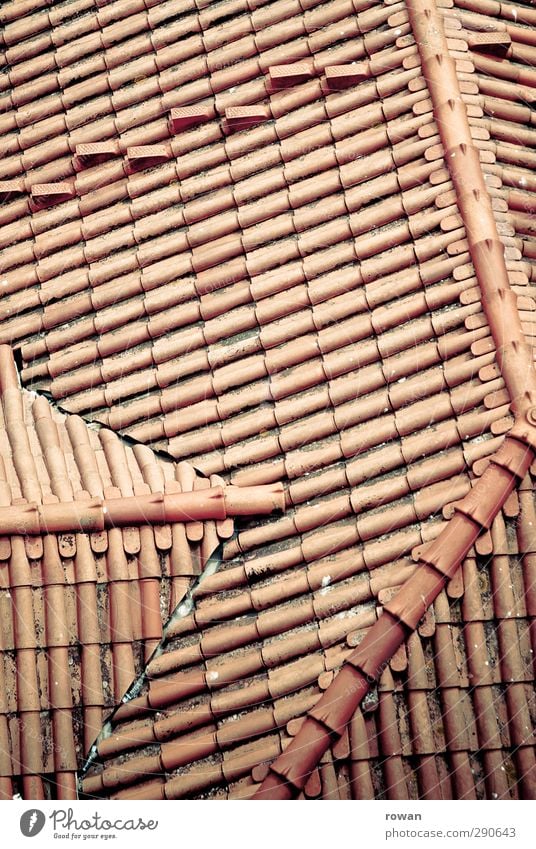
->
[0,345,282,798]
[0,0,535,801]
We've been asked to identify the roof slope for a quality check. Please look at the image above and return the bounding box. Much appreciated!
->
[450,0,536,280]
[0,344,285,800]
[82,505,536,800]
[0,0,534,800]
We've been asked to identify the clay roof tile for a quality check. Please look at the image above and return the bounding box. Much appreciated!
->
[1,0,536,803]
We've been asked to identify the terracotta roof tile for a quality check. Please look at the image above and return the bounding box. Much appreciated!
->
[0,346,284,797]
[0,0,535,802]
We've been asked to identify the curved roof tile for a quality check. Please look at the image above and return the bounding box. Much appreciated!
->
[0,0,534,800]
[0,346,282,798]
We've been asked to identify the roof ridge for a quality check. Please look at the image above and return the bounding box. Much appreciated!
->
[0,484,286,534]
